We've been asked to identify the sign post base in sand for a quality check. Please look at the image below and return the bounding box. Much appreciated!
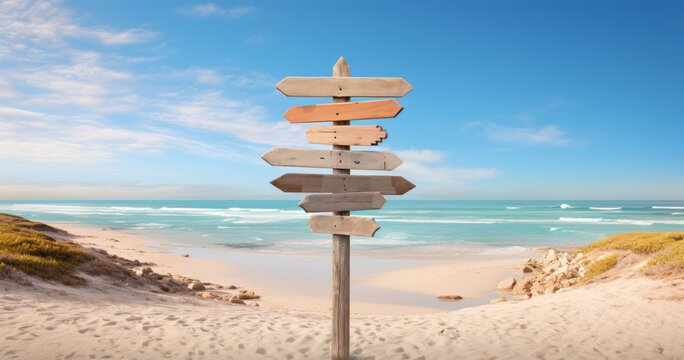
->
[266,57,414,359]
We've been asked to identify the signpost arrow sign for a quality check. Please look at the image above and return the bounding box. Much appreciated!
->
[276,77,413,97]
[261,148,402,171]
[270,173,415,195]
[308,215,380,237]
[283,100,403,123]
[306,125,388,146]
[299,192,386,213]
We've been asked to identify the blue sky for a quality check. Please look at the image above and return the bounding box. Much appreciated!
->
[0,0,682,200]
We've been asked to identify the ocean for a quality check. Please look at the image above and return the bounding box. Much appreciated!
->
[1,200,683,256]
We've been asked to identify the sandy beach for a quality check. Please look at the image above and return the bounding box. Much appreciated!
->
[1,221,683,359]
[49,223,532,314]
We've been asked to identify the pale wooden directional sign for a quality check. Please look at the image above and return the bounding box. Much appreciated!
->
[276,77,413,97]
[306,125,387,146]
[270,173,415,195]
[261,148,402,171]
[299,192,386,213]
[283,100,403,123]
[308,215,380,237]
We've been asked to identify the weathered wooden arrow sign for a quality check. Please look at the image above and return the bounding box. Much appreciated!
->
[261,148,402,171]
[308,215,380,237]
[276,77,413,97]
[299,192,386,213]
[270,173,415,195]
[306,125,387,146]
[283,100,403,123]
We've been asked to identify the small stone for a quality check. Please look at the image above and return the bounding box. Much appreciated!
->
[135,269,145,277]
[490,297,508,304]
[196,291,218,299]
[230,297,246,305]
[522,266,533,273]
[514,293,531,301]
[249,302,260,307]
[228,285,237,290]
[142,267,153,275]
[188,281,205,291]
[437,295,463,301]
[497,277,517,290]
[181,254,189,258]
[160,284,170,292]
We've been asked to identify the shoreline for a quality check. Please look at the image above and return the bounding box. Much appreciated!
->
[51,222,535,314]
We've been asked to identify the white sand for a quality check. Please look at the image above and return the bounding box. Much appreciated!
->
[1,224,683,359]
[2,273,683,359]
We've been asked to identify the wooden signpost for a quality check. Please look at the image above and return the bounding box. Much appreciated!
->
[262,148,403,170]
[265,57,413,359]
[284,100,403,123]
[306,125,388,146]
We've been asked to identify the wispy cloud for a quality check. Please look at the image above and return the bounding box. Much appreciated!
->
[0,0,156,48]
[149,91,306,146]
[176,3,257,19]
[476,123,572,146]
[244,35,266,44]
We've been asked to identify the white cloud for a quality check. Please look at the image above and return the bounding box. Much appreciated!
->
[395,149,444,163]
[149,91,307,146]
[466,121,572,147]
[176,3,256,19]
[0,0,156,47]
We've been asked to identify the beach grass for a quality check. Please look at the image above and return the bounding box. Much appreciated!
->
[0,214,95,285]
[581,254,619,282]
[582,231,684,254]
[580,231,684,275]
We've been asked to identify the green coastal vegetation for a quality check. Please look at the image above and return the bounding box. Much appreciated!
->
[0,213,134,286]
[579,231,684,281]
[0,214,94,285]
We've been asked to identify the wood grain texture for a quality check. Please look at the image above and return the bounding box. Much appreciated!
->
[306,125,388,146]
[299,192,386,213]
[330,56,350,360]
[283,100,403,123]
[261,148,402,171]
[276,77,413,97]
[270,173,416,195]
[308,215,380,237]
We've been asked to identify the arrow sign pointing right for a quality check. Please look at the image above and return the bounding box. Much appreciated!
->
[308,215,380,237]
[283,100,403,123]
[276,77,413,97]
[270,173,415,195]
[262,148,402,171]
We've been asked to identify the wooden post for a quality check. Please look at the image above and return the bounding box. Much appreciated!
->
[331,56,350,360]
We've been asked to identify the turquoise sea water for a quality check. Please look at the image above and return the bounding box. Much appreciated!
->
[1,200,683,256]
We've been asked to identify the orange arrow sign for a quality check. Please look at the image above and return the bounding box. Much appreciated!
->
[283,100,403,123]
[276,77,413,97]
